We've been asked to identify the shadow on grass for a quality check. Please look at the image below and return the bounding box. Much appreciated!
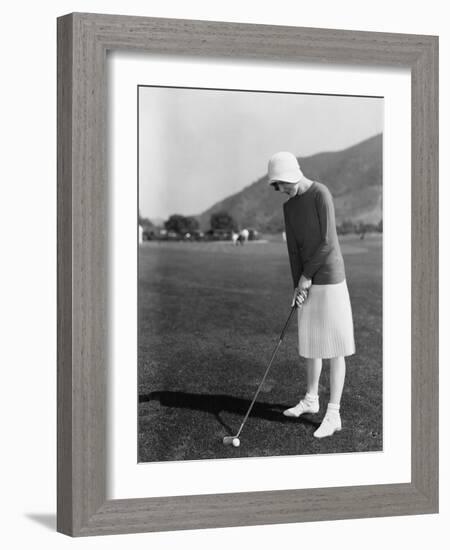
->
[139,390,320,434]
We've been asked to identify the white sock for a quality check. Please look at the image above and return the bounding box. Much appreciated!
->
[327,402,340,415]
[283,392,319,417]
[313,403,342,438]
[304,392,319,403]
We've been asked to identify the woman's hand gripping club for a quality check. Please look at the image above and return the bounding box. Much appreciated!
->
[291,275,312,308]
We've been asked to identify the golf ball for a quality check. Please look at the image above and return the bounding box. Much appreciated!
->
[232,438,240,447]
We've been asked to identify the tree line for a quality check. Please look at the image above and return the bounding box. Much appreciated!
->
[140,211,238,234]
[139,210,383,237]
[337,219,383,235]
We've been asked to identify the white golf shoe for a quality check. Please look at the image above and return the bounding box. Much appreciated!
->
[283,394,319,418]
[313,408,342,438]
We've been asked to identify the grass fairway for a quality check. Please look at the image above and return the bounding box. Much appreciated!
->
[138,235,382,462]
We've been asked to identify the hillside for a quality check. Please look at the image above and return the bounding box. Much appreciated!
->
[196,133,382,232]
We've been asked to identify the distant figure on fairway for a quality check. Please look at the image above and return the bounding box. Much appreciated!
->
[238,228,249,246]
[268,151,356,438]
[231,231,239,246]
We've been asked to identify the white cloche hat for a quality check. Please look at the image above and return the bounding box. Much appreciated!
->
[268,151,303,185]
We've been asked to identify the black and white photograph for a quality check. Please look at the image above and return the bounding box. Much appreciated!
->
[138,85,383,462]
[1,0,443,543]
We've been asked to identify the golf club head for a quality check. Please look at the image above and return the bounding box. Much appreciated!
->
[223,436,239,446]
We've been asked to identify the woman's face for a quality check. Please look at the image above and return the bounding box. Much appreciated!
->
[276,181,299,197]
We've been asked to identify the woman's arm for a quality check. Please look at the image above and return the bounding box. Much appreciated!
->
[302,188,335,279]
[283,205,302,288]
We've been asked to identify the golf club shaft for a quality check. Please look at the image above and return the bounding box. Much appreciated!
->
[235,304,298,439]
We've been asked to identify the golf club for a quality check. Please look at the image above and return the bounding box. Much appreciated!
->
[223,289,308,447]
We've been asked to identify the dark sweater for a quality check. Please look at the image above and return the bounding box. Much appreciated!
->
[283,181,346,286]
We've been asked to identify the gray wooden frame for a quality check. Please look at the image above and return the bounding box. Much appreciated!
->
[57,12,438,537]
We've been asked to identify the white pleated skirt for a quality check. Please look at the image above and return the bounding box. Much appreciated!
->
[298,279,355,359]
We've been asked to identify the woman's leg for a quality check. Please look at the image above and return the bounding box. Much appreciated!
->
[329,356,346,405]
[306,358,322,396]
[283,358,322,417]
[314,356,345,438]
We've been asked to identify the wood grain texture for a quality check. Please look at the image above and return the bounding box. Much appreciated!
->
[79,484,433,536]
[57,13,74,535]
[57,12,439,537]
[410,36,439,506]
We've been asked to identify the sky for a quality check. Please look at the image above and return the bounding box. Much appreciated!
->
[139,86,383,221]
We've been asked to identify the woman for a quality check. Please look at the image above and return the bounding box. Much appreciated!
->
[268,151,355,438]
